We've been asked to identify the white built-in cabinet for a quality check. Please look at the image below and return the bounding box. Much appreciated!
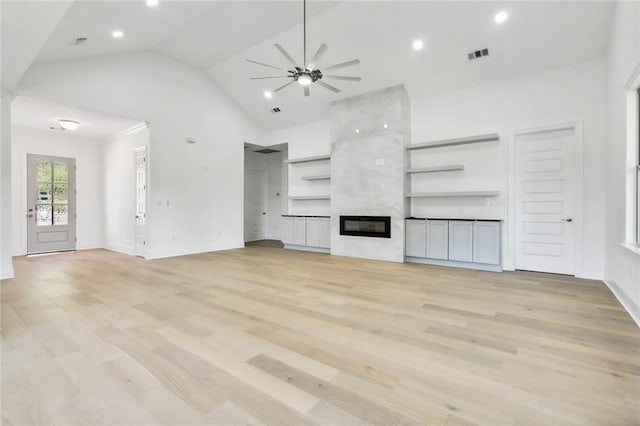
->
[426,220,449,260]
[405,220,426,257]
[282,216,330,251]
[406,219,501,271]
[448,221,474,262]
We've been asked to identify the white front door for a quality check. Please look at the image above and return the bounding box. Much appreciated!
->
[515,127,575,275]
[134,147,147,256]
[244,169,267,242]
[27,154,76,254]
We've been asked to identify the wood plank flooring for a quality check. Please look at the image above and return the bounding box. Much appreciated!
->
[2,247,639,425]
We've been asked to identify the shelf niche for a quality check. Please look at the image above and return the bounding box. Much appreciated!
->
[407,133,499,150]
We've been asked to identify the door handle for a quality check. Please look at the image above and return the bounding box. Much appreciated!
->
[562,218,573,222]
[262,212,266,215]
[27,214,34,218]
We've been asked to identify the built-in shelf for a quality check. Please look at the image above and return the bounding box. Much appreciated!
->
[289,195,331,200]
[406,165,464,174]
[406,190,500,198]
[301,175,331,181]
[285,154,331,164]
[407,133,500,151]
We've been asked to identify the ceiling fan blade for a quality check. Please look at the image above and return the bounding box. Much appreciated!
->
[309,43,328,67]
[316,80,341,93]
[246,59,287,72]
[274,80,295,92]
[303,86,310,97]
[274,44,299,67]
[249,76,289,80]
[323,59,360,72]
[324,75,362,81]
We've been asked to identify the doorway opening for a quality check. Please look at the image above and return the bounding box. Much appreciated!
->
[243,142,287,247]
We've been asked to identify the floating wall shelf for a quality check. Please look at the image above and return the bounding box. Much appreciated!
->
[301,175,331,181]
[406,165,464,174]
[289,195,331,200]
[406,191,500,198]
[407,133,500,150]
[285,154,331,164]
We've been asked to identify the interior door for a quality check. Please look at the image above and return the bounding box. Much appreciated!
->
[515,127,575,274]
[135,147,147,256]
[27,154,76,254]
[244,169,267,242]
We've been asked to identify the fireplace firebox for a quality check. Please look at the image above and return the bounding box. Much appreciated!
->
[339,216,391,238]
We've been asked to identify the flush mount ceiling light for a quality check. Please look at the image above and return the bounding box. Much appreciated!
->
[146,0,159,6]
[494,11,509,24]
[412,39,424,51]
[111,29,124,39]
[247,0,361,97]
[58,120,80,131]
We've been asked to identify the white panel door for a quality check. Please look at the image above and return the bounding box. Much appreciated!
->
[515,127,575,274]
[27,154,76,254]
[448,221,473,262]
[244,169,267,242]
[405,220,426,257]
[134,147,147,257]
[426,220,449,260]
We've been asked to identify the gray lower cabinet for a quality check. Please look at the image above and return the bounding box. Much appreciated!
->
[282,216,306,246]
[306,217,330,248]
[473,221,501,265]
[426,220,449,260]
[448,220,474,262]
[405,220,426,257]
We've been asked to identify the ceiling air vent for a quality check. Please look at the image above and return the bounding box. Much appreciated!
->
[271,107,281,113]
[468,48,489,61]
[254,148,279,154]
[72,37,88,46]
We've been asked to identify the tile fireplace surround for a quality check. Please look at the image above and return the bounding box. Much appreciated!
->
[330,85,411,262]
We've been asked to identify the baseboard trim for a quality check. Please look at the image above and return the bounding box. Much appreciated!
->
[284,244,330,254]
[603,280,640,329]
[0,266,14,280]
[406,256,503,272]
[147,242,245,260]
[103,243,135,256]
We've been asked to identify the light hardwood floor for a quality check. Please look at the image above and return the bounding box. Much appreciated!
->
[2,247,639,425]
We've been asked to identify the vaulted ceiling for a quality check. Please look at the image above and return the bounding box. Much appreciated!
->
[2,1,614,130]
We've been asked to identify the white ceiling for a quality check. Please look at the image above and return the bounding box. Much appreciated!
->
[12,95,144,140]
[16,1,614,131]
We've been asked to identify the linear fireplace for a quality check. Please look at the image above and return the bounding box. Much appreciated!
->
[339,216,391,238]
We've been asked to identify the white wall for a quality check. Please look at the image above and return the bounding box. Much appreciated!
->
[0,93,12,279]
[11,126,104,255]
[102,127,149,255]
[265,59,607,279]
[17,51,262,259]
[604,1,640,323]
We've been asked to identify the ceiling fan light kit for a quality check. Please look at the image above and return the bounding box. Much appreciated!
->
[247,0,361,97]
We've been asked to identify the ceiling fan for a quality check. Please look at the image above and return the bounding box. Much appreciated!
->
[247,0,361,97]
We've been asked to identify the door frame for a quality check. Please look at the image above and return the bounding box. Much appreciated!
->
[134,146,148,258]
[506,121,584,276]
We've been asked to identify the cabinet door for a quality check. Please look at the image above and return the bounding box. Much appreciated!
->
[293,217,307,246]
[319,218,331,249]
[282,217,295,245]
[448,221,473,262]
[306,218,321,247]
[426,220,449,260]
[473,221,501,265]
[405,220,426,257]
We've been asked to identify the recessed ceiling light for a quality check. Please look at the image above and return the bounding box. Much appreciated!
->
[264,90,273,99]
[494,11,508,24]
[355,129,360,134]
[58,120,80,131]
[146,0,159,6]
[412,39,424,51]
[112,29,124,39]
[383,123,388,129]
